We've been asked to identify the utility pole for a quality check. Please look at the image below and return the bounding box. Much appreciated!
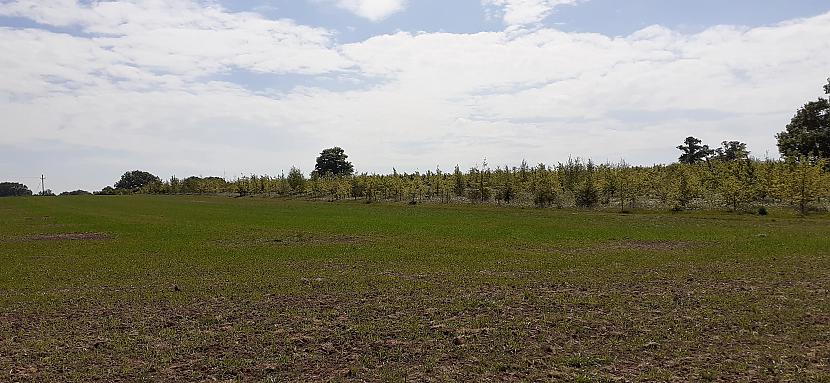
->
[41,174,45,195]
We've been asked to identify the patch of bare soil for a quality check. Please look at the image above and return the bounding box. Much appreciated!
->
[217,232,370,247]
[594,240,699,252]
[24,232,112,241]
[521,240,701,255]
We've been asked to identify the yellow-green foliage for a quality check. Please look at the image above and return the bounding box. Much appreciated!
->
[531,165,561,208]
[662,164,703,209]
[778,158,826,214]
[149,158,829,213]
[710,159,758,211]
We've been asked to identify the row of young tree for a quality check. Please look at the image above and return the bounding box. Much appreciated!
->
[112,156,828,214]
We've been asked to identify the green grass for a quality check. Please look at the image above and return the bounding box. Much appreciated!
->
[1,195,829,382]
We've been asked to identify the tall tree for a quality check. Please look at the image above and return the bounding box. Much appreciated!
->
[314,147,354,177]
[777,79,830,161]
[776,98,830,161]
[677,137,713,164]
[452,165,464,197]
[114,170,161,191]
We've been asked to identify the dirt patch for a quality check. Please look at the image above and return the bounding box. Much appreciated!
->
[521,240,701,255]
[594,240,700,252]
[25,232,112,241]
[216,232,369,247]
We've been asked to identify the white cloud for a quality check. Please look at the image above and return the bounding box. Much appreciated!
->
[483,0,584,26]
[0,0,352,76]
[0,0,829,192]
[320,0,408,22]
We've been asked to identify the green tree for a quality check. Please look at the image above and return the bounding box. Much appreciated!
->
[574,179,599,208]
[314,147,354,177]
[474,159,491,203]
[334,177,351,200]
[677,137,713,164]
[181,176,202,194]
[95,186,119,195]
[452,165,464,197]
[614,162,641,212]
[712,159,756,211]
[494,166,516,204]
[714,141,749,161]
[574,161,599,208]
[465,165,489,202]
[667,164,701,210]
[595,164,616,206]
[532,165,560,208]
[776,98,830,161]
[0,182,33,197]
[168,176,181,194]
[287,167,306,194]
[780,157,825,214]
[114,170,161,192]
[202,177,227,194]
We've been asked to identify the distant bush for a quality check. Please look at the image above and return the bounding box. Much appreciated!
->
[0,182,33,197]
[60,190,92,196]
[95,186,126,195]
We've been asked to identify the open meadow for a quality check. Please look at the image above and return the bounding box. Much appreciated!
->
[1,195,829,382]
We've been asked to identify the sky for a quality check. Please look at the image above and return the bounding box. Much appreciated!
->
[1,0,829,193]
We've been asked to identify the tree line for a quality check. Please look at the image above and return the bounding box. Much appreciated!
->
[103,155,828,215]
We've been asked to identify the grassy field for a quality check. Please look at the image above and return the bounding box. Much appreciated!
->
[1,195,829,382]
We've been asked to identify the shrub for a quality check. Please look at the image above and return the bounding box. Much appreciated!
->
[60,190,91,196]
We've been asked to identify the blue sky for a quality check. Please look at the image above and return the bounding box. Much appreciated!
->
[219,0,830,36]
[0,0,829,193]
[217,0,830,41]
